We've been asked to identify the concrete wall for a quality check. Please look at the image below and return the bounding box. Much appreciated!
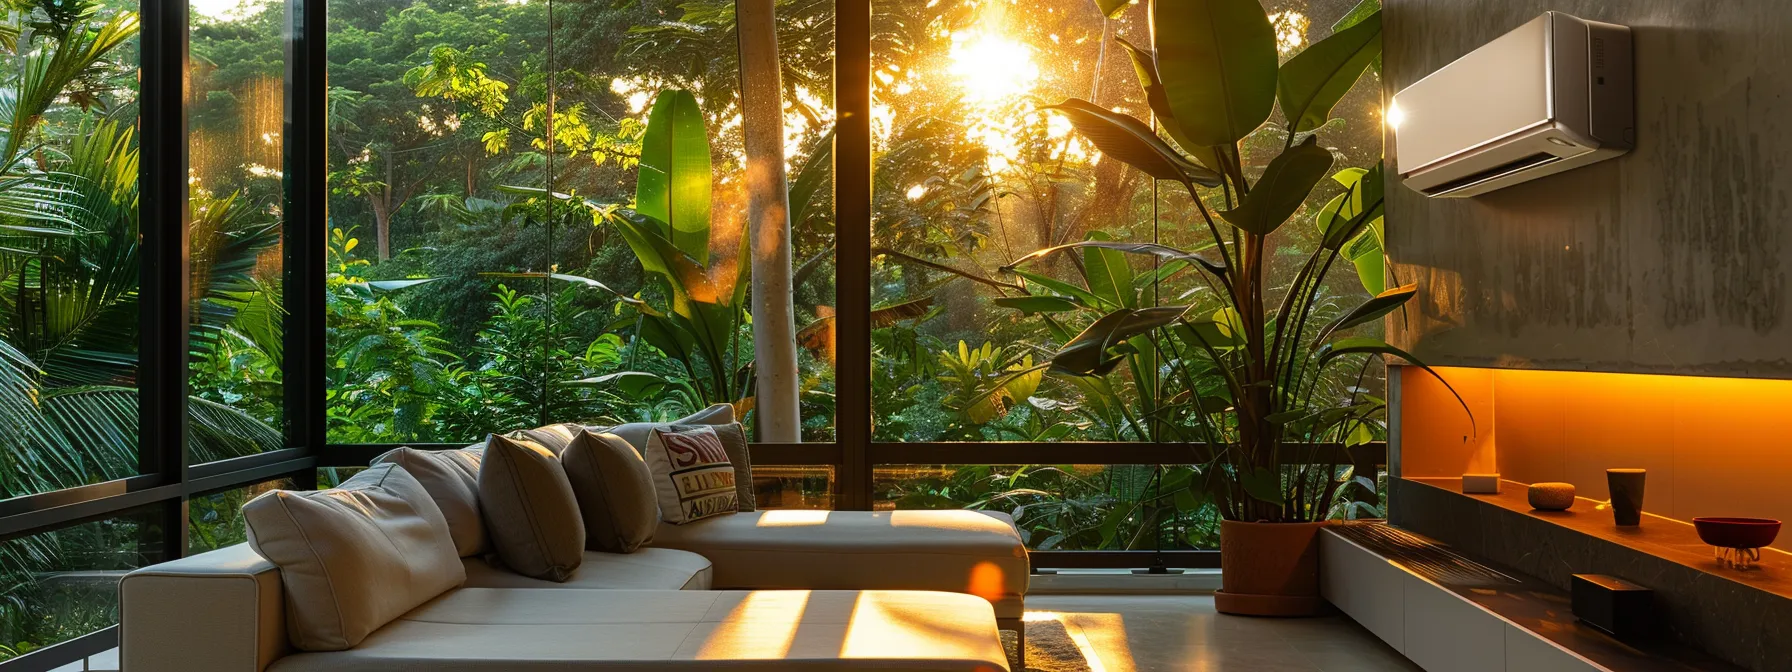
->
[1383,0,1792,378]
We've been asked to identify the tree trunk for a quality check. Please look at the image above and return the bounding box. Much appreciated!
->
[737,0,801,442]
[375,155,394,260]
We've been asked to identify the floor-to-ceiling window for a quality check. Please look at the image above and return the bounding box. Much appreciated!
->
[0,0,1390,665]
[0,0,314,663]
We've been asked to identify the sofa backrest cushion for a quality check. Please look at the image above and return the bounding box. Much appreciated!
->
[596,403,734,453]
[643,425,739,524]
[243,463,465,651]
[372,445,486,557]
[562,430,659,553]
[507,422,584,455]
[478,434,585,581]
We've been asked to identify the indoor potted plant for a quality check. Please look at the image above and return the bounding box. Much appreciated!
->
[995,0,1469,615]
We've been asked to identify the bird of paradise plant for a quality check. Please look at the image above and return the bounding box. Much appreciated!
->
[978,0,1468,525]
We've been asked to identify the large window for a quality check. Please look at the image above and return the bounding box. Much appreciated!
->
[0,509,164,660]
[322,0,837,445]
[190,0,288,462]
[0,0,1392,665]
[0,0,143,500]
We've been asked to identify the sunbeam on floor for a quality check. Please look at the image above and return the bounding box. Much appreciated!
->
[1020,595,1419,672]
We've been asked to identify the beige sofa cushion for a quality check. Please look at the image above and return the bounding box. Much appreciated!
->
[461,547,713,590]
[650,510,1030,619]
[243,463,465,651]
[507,422,584,455]
[265,589,1008,672]
[643,425,739,524]
[372,446,486,556]
[121,544,289,672]
[562,430,660,552]
[597,403,734,449]
[478,434,585,581]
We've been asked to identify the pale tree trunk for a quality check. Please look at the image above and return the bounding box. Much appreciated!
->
[737,0,801,442]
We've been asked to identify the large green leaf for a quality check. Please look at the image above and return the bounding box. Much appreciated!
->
[1011,269,1108,310]
[992,296,1080,314]
[1319,162,1385,250]
[1111,36,1224,173]
[1180,307,1246,349]
[1312,284,1415,346]
[1315,336,1475,433]
[1082,231,1137,309]
[1277,11,1381,132]
[636,89,712,264]
[787,126,835,229]
[1153,0,1279,146]
[1051,306,1189,376]
[1218,136,1334,235]
[1004,240,1227,281]
[1242,467,1284,504]
[602,208,717,315]
[1345,227,1386,294]
[1042,99,1220,187]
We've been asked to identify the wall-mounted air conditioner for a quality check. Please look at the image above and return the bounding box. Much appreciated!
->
[1390,12,1633,198]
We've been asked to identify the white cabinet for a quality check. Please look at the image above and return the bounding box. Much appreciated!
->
[1318,529,1607,672]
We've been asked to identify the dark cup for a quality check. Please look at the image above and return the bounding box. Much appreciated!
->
[1607,469,1647,527]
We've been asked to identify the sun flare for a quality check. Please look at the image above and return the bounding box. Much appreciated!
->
[946,31,1040,107]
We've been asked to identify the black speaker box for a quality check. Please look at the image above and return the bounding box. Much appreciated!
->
[1571,573,1652,639]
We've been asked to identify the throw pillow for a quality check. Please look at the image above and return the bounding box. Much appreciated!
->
[243,463,465,651]
[666,422,756,512]
[478,434,585,581]
[372,445,486,556]
[642,425,739,524]
[561,430,659,552]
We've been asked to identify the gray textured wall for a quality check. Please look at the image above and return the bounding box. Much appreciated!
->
[1384,0,1792,378]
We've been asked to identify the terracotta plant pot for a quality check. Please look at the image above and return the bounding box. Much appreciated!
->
[1216,519,1327,616]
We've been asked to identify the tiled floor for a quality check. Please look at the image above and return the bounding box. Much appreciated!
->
[1027,595,1421,671]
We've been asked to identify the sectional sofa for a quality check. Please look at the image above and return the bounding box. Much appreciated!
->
[118,406,1029,671]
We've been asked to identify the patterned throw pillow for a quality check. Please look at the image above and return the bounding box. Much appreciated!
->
[642,425,739,524]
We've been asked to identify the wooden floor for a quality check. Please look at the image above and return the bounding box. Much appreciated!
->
[1027,595,1421,672]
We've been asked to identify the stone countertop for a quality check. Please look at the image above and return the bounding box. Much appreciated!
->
[1406,476,1792,600]
[1332,520,1743,672]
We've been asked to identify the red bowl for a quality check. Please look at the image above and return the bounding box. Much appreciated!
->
[1693,517,1782,549]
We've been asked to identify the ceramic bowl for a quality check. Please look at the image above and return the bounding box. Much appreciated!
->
[1692,517,1781,549]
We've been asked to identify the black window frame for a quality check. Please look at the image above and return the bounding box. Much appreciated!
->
[0,1,1384,668]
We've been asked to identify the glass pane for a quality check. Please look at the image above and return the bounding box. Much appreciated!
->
[751,465,835,510]
[875,464,1220,550]
[189,0,288,463]
[0,507,165,662]
[188,478,296,554]
[868,0,1386,443]
[869,0,1157,442]
[324,0,836,445]
[0,0,143,498]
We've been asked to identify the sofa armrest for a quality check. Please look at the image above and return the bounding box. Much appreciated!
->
[121,544,289,672]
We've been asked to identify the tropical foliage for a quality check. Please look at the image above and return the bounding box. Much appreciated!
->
[1,0,1410,659]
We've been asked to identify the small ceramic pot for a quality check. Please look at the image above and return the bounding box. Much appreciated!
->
[1606,469,1647,526]
[1528,482,1576,511]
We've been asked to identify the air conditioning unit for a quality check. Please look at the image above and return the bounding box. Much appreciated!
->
[1390,12,1633,198]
